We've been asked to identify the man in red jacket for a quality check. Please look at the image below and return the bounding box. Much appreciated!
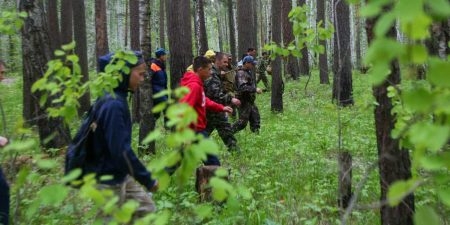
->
[180,56,233,165]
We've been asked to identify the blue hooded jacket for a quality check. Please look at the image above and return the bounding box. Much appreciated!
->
[149,58,168,105]
[77,52,156,190]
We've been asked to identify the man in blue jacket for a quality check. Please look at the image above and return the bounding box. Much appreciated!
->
[73,52,158,220]
[150,48,169,124]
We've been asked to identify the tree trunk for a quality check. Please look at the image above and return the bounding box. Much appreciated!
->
[167,0,193,89]
[129,0,141,123]
[426,21,450,59]
[138,0,155,155]
[47,0,60,53]
[72,0,91,114]
[338,151,352,212]
[20,0,70,149]
[282,0,300,80]
[252,0,258,50]
[237,0,256,57]
[366,9,415,225]
[354,2,362,70]
[228,0,237,61]
[271,0,283,113]
[195,0,208,55]
[95,0,109,60]
[297,0,310,76]
[60,0,73,45]
[332,0,353,106]
[130,0,140,50]
[317,0,329,84]
[159,0,165,49]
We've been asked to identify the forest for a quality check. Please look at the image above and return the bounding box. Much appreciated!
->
[0,0,449,224]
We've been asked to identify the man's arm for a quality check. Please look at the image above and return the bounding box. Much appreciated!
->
[204,75,232,105]
[236,70,256,94]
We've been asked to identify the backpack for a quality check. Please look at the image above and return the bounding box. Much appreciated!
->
[64,100,104,185]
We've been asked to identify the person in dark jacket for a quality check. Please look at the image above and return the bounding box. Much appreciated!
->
[150,48,169,123]
[232,56,262,134]
[180,56,233,166]
[72,52,158,220]
[204,52,241,152]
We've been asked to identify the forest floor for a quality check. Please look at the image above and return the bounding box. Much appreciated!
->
[0,71,443,225]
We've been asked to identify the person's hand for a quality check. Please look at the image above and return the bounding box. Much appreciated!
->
[231,98,241,106]
[149,180,159,193]
[223,106,233,114]
[0,136,8,147]
[256,88,263,94]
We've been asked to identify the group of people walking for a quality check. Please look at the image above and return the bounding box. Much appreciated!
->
[0,47,272,223]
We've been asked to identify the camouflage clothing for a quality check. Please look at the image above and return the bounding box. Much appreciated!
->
[204,65,239,151]
[232,69,261,133]
[221,67,237,97]
[257,57,270,90]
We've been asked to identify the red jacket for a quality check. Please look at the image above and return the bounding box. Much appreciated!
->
[180,71,224,131]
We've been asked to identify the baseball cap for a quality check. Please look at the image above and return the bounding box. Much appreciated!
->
[204,50,216,60]
[155,48,167,58]
[242,55,257,65]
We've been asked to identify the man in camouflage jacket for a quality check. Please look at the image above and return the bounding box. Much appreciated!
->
[204,52,241,152]
[232,56,262,134]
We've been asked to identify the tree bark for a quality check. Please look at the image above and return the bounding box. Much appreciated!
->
[228,0,237,61]
[159,0,165,49]
[167,0,193,89]
[60,0,73,45]
[129,0,141,123]
[195,0,208,55]
[354,2,362,70]
[317,0,329,84]
[138,0,155,155]
[297,0,310,76]
[366,7,415,225]
[332,0,353,106]
[95,0,109,60]
[20,0,70,149]
[47,0,60,53]
[72,0,91,114]
[271,0,283,113]
[282,0,300,80]
[237,0,256,57]
[130,0,140,50]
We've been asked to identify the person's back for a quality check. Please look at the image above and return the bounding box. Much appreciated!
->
[150,48,168,106]
[68,52,158,221]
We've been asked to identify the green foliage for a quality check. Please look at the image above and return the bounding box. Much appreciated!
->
[0,10,27,35]
[263,5,334,62]
[32,45,138,123]
[362,0,450,221]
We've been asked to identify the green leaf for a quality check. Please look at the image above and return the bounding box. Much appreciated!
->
[428,58,450,88]
[374,12,396,37]
[36,159,57,169]
[401,87,433,112]
[38,184,69,205]
[426,0,450,18]
[410,45,428,64]
[142,130,162,144]
[215,168,229,178]
[438,189,450,207]
[400,13,432,40]
[54,49,65,56]
[61,169,82,183]
[387,179,416,206]
[61,41,76,51]
[194,204,213,220]
[414,206,440,225]
[420,155,446,171]
[408,122,450,152]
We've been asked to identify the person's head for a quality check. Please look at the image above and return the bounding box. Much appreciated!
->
[204,49,216,63]
[193,56,212,81]
[155,48,167,61]
[98,51,146,92]
[214,52,229,70]
[262,52,268,58]
[0,60,6,82]
[242,55,257,70]
[247,48,256,57]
